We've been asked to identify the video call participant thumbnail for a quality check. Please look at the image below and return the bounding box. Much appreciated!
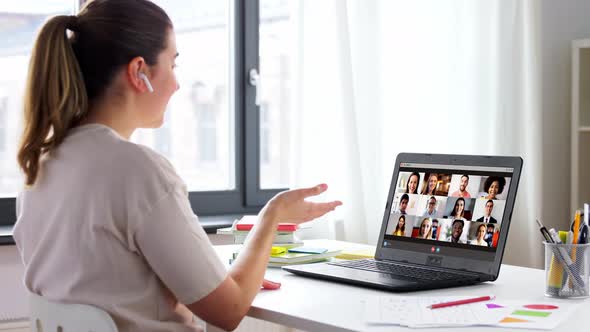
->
[431,219,439,240]
[397,194,409,214]
[450,219,465,244]
[392,215,406,236]
[476,199,498,223]
[415,218,433,239]
[449,197,466,220]
[405,172,420,194]
[482,176,506,200]
[484,224,496,247]
[421,173,438,195]
[451,174,471,198]
[471,224,488,246]
[422,196,438,218]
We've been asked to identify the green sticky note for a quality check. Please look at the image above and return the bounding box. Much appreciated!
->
[511,310,551,318]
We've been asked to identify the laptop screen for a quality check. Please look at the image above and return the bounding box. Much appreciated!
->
[381,162,514,261]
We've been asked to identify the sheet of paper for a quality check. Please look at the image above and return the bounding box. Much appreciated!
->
[489,300,580,330]
[364,296,580,329]
[410,298,508,328]
[365,296,506,327]
[363,296,406,326]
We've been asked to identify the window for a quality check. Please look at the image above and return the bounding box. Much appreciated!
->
[133,0,233,192]
[0,0,289,226]
[244,0,292,205]
[0,1,79,226]
[153,111,172,156]
[259,102,270,164]
[191,81,220,163]
[258,0,291,190]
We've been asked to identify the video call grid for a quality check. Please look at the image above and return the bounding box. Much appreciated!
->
[385,169,512,249]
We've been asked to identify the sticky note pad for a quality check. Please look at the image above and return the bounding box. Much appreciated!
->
[271,247,287,255]
[288,247,328,254]
[511,310,551,317]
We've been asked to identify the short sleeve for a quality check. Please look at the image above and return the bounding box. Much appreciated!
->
[132,184,227,304]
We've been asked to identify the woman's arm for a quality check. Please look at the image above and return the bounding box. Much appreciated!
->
[186,184,341,331]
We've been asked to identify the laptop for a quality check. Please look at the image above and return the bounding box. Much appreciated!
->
[283,153,523,292]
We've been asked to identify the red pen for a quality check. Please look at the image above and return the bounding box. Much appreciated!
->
[428,295,495,309]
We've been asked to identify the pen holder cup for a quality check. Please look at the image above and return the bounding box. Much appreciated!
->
[544,242,590,299]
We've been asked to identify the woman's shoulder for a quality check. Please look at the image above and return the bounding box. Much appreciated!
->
[72,124,184,191]
[119,141,182,188]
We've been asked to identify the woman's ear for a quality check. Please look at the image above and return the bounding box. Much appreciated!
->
[126,56,151,93]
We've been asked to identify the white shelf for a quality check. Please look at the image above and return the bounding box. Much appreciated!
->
[572,39,590,213]
[573,39,590,48]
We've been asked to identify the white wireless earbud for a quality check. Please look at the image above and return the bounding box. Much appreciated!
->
[138,73,154,93]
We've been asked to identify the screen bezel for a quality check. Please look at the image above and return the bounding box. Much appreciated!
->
[374,153,523,278]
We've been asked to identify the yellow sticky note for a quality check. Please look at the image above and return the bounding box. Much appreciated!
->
[271,246,287,255]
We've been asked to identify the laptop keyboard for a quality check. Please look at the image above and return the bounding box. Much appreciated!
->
[328,259,473,281]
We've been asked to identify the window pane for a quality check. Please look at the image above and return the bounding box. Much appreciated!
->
[0,1,78,198]
[259,0,291,189]
[132,0,234,192]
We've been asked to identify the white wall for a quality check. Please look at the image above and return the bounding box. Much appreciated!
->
[541,0,590,233]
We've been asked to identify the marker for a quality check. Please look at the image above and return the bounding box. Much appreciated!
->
[535,219,553,243]
[428,295,495,309]
[546,228,567,294]
[573,210,581,245]
[579,224,588,244]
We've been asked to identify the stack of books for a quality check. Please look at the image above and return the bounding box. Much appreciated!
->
[221,217,345,267]
[217,215,304,248]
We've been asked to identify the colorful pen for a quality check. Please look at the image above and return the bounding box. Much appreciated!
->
[428,295,495,309]
[573,210,581,244]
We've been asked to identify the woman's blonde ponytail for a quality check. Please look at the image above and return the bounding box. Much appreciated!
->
[17,15,88,186]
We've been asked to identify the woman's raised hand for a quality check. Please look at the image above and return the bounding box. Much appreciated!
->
[260,183,342,225]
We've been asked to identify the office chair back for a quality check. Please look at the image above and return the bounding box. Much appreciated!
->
[29,292,118,332]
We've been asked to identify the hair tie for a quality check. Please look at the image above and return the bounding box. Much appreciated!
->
[65,15,79,31]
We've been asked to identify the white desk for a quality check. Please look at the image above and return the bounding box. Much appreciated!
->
[2,240,589,332]
[213,240,590,332]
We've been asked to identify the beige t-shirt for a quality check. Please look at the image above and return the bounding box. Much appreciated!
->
[13,124,227,331]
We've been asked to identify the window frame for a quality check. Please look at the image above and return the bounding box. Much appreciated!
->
[0,0,287,228]
[243,0,285,206]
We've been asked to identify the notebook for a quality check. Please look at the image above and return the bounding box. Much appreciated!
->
[270,248,341,264]
[284,153,523,292]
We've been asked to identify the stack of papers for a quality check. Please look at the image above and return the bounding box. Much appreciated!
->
[364,296,580,329]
